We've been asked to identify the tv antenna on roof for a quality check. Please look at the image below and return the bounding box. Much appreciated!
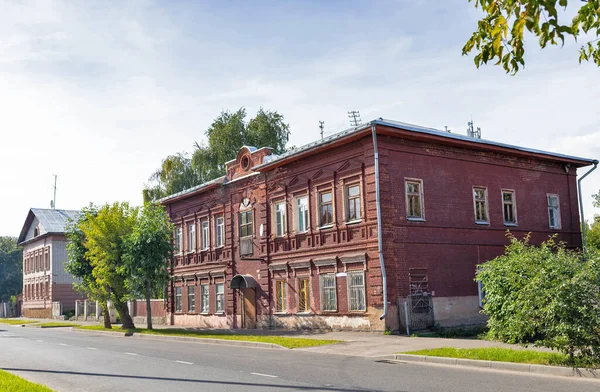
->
[348,110,362,127]
[467,120,482,139]
[50,174,57,209]
[319,121,325,139]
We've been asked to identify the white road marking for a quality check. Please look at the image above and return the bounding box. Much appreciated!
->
[175,360,193,365]
[87,347,97,350]
[251,372,278,378]
[58,343,70,346]
[124,352,138,356]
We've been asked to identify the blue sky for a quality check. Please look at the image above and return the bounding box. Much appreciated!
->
[1,0,599,236]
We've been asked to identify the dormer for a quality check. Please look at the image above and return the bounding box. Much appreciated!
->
[225,146,273,181]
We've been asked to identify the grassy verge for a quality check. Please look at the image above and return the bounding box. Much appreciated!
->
[77,325,341,349]
[0,369,54,391]
[402,347,584,367]
[411,326,489,339]
[37,322,81,328]
[0,319,39,325]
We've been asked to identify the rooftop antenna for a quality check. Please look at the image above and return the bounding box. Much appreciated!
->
[51,174,57,209]
[466,120,481,139]
[348,110,362,127]
[444,126,452,133]
[319,121,325,139]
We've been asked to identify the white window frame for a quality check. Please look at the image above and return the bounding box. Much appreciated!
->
[175,227,182,254]
[274,201,286,237]
[547,194,561,229]
[347,271,366,312]
[187,285,195,313]
[320,274,337,312]
[187,223,196,252]
[344,183,361,223]
[275,280,287,313]
[473,186,489,224]
[501,189,517,226]
[405,178,425,221]
[200,284,209,313]
[215,283,224,313]
[201,220,209,250]
[295,195,309,233]
[175,286,182,312]
[216,216,224,248]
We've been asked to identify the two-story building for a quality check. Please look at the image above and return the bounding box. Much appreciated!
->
[17,208,83,318]
[160,119,596,331]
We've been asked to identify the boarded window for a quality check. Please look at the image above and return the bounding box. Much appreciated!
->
[406,180,424,219]
[275,280,286,313]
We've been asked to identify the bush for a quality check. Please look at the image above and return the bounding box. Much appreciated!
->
[477,233,600,365]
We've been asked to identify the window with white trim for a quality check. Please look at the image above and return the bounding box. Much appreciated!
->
[175,286,182,312]
[298,278,310,313]
[320,274,337,311]
[502,190,517,225]
[200,284,209,313]
[274,202,286,237]
[215,283,224,313]
[201,220,209,250]
[216,216,224,247]
[473,187,489,223]
[187,223,196,252]
[187,286,195,312]
[548,194,561,229]
[318,190,333,227]
[345,184,361,222]
[175,227,182,253]
[405,179,424,220]
[296,196,309,233]
[348,271,366,311]
[275,280,286,313]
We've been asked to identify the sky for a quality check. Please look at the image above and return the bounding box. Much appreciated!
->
[1,0,599,237]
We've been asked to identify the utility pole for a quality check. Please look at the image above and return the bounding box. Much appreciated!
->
[348,110,362,127]
[51,175,57,209]
[319,121,325,139]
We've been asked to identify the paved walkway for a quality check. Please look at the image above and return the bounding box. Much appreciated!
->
[6,317,548,358]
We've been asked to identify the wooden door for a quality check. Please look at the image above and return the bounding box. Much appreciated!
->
[241,288,256,329]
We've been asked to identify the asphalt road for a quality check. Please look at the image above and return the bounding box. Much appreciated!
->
[1,326,598,392]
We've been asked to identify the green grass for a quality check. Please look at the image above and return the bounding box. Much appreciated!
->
[37,322,81,328]
[403,347,576,367]
[76,325,341,349]
[0,319,39,325]
[411,326,489,339]
[0,369,54,391]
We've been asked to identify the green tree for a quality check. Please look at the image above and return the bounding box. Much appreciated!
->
[79,203,138,329]
[0,237,22,301]
[124,203,173,330]
[65,206,113,328]
[477,233,600,365]
[144,108,290,201]
[463,0,600,74]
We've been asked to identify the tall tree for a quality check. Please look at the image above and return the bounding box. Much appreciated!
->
[0,237,22,301]
[79,202,138,329]
[124,203,173,330]
[144,108,290,201]
[463,0,600,74]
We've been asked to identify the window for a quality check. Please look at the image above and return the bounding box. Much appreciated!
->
[275,280,286,313]
[319,191,333,227]
[473,187,489,223]
[548,194,561,229]
[200,284,209,313]
[175,227,182,253]
[175,287,182,312]
[296,196,309,233]
[216,216,224,247]
[274,202,286,236]
[348,271,366,311]
[406,179,424,220]
[345,184,361,222]
[320,274,337,311]
[187,286,195,312]
[201,220,209,250]
[215,283,224,313]
[502,190,517,225]
[187,223,196,252]
[239,210,253,237]
[298,278,310,313]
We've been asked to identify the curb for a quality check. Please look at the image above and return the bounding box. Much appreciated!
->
[390,354,600,379]
[71,328,288,350]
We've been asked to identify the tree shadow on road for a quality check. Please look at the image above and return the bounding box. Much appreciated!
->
[2,368,393,392]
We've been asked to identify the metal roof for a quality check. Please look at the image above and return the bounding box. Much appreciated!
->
[159,176,226,203]
[17,208,81,244]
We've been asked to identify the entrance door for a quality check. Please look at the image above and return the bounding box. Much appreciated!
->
[241,288,256,329]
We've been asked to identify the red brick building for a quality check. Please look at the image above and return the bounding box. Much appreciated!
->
[161,119,595,331]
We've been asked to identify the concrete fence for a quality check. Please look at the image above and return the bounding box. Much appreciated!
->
[74,300,116,323]
[0,302,17,318]
[129,299,167,325]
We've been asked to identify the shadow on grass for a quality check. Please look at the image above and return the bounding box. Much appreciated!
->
[2,368,390,392]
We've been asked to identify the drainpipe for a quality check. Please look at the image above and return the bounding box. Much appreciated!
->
[371,123,388,321]
[578,160,599,256]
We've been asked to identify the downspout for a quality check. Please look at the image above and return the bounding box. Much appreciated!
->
[372,122,388,321]
[578,160,599,256]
